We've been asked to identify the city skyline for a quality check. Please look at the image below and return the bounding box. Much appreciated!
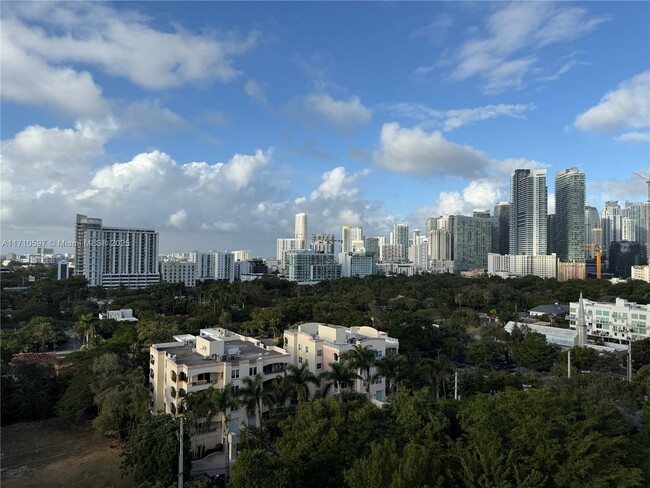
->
[1,2,649,256]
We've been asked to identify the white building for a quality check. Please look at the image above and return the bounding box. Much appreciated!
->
[214,252,235,282]
[160,260,197,287]
[100,309,138,322]
[284,250,341,283]
[488,253,558,279]
[339,252,376,278]
[276,238,302,269]
[569,297,650,344]
[191,252,215,281]
[342,226,363,254]
[376,262,416,276]
[283,323,399,402]
[74,214,159,288]
[150,328,290,455]
[631,265,650,283]
[504,321,577,347]
[232,250,251,262]
[429,259,454,274]
[409,241,429,271]
[295,213,308,250]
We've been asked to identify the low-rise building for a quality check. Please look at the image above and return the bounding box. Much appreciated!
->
[99,309,138,322]
[488,253,558,279]
[284,250,341,283]
[283,323,399,402]
[569,297,649,344]
[631,265,650,283]
[160,260,197,287]
[150,328,290,454]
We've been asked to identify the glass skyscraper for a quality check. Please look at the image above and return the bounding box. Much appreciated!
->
[555,168,586,261]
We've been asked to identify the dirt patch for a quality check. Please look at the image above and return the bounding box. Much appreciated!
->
[1,420,132,487]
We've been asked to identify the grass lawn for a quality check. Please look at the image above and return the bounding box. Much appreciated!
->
[1,420,133,487]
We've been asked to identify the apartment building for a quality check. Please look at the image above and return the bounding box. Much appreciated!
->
[283,323,399,402]
[150,328,290,453]
[569,297,649,344]
[159,260,197,287]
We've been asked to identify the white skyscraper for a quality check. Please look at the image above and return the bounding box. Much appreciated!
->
[510,169,548,256]
[295,213,307,250]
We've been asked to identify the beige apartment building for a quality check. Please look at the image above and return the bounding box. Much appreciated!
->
[149,328,290,454]
[283,323,399,402]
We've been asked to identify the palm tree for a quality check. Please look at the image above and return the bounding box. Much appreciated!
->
[182,389,216,459]
[283,364,319,403]
[263,376,291,417]
[375,354,404,397]
[74,313,96,349]
[319,361,359,400]
[210,387,240,477]
[240,374,265,428]
[341,344,378,400]
[32,318,56,352]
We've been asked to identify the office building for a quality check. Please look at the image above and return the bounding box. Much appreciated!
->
[74,214,159,288]
[295,213,308,250]
[585,205,601,258]
[622,218,637,242]
[569,297,649,344]
[509,169,548,256]
[555,168,586,262]
[494,202,511,255]
[602,201,623,256]
[311,234,335,254]
[364,237,382,259]
[608,241,647,278]
[624,201,648,248]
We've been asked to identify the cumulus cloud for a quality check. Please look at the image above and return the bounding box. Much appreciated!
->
[439,3,607,93]
[310,167,369,200]
[384,102,534,131]
[373,123,488,177]
[574,71,650,137]
[614,132,650,143]
[296,93,372,130]
[167,209,188,229]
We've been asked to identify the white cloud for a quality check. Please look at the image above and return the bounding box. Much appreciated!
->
[310,167,369,200]
[615,132,650,143]
[574,71,650,135]
[167,209,188,229]
[444,3,607,93]
[299,93,372,130]
[2,3,259,90]
[385,102,534,131]
[374,123,488,177]
[1,30,109,118]
[245,79,270,106]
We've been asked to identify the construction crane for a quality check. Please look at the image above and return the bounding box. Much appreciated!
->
[583,244,602,279]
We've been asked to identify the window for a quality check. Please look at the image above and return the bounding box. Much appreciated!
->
[317,350,322,357]
[298,344,302,351]
[374,350,383,358]
[249,367,257,376]
[298,357,303,363]
[316,363,322,370]
[231,369,240,379]
[305,346,309,353]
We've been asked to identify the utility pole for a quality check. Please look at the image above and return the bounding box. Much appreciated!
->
[567,349,571,379]
[178,416,184,488]
[454,371,458,400]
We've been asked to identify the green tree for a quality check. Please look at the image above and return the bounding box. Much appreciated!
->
[511,331,557,371]
[228,449,291,488]
[342,345,377,400]
[320,361,359,400]
[240,374,265,428]
[283,363,320,403]
[121,414,190,486]
[374,354,404,397]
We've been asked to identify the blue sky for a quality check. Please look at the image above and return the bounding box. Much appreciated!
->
[1,1,649,256]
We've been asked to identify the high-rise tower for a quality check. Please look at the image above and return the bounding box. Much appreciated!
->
[555,168,586,261]
[509,169,548,256]
[393,224,409,259]
[493,202,511,255]
[295,213,307,250]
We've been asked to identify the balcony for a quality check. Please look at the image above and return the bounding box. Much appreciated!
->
[170,386,177,398]
[170,371,177,382]
[178,388,186,398]
[179,372,188,382]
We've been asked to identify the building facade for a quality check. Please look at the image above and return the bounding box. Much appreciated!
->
[555,168,586,262]
[569,297,649,344]
[295,213,308,250]
[160,260,197,287]
[488,253,558,279]
[339,252,376,278]
[311,234,335,254]
[453,215,497,272]
[74,214,159,288]
[284,250,341,283]
[283,323,399,402]
[510,169,548,256]
[342,226,363,254]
